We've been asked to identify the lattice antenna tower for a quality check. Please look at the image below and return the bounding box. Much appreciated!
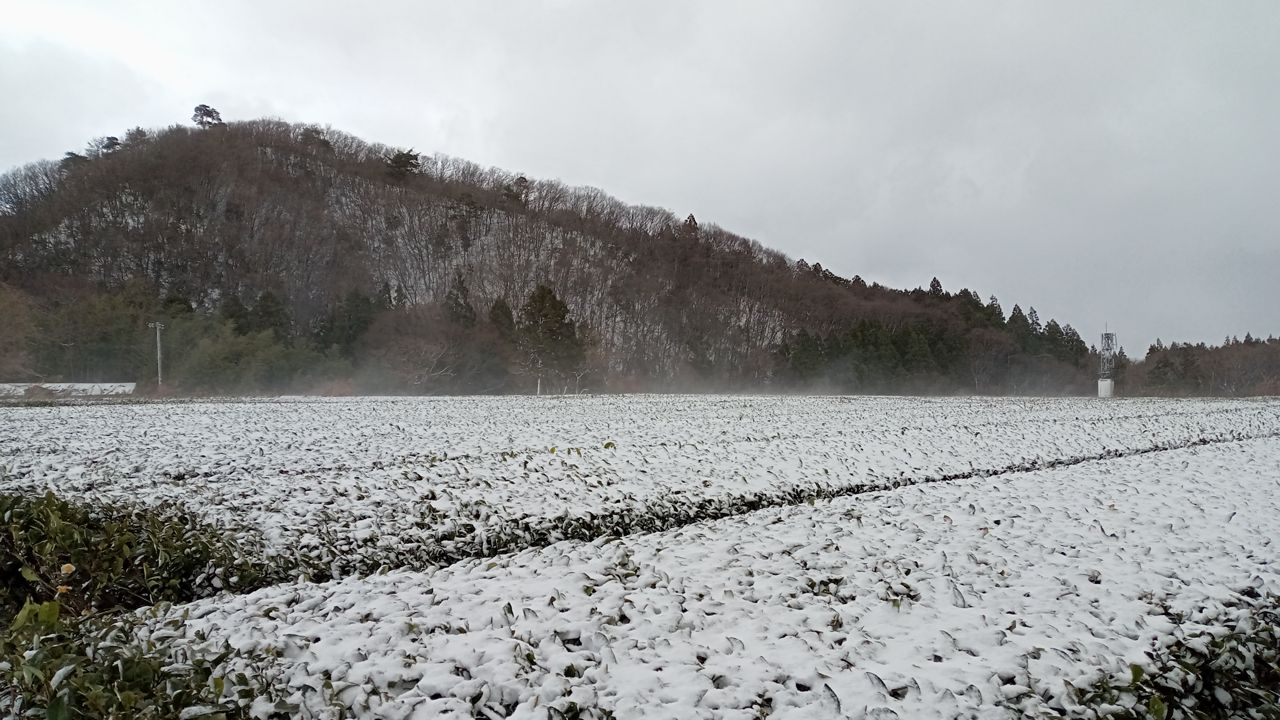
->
[1099,332,1117,379]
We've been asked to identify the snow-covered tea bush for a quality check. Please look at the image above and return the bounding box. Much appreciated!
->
[0,492,278,620]
[0,491,290,719]
[1067,598,1280,719]
[0,597,307,720]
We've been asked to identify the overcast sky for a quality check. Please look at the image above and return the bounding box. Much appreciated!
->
[3,1,1277,353]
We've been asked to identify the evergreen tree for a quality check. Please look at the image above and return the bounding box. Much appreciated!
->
[299,126,333,152]
[1177,350,1205,393]
[385,149,421,180]
[986,295,1004,325]
[249,291,292,342]
[1147,354,1177,389]
[88,136,122,157]
[444,271,476,327]
[903,329,937,373]
[60,152,88,170]
[502,175,530,207]
[788,329,825,379]
[315,290,375,357]
[928,277,944,297]
[1060,324,1088,364]
[1026,307,1043,335]
[488,297,516,340]
[679,214,699,240]
[1007,305,1031,341]
[192,104,224,128]
[219,295,250,333]
[868,325,901,385]
[517,285,584,383]
[162,293,193,315]
[1043,320,1066,359]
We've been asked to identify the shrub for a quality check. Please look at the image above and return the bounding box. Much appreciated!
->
[0,600,255,719]
[1066,599,1280,719]
[0,492,276,621]
[0,493,292,718]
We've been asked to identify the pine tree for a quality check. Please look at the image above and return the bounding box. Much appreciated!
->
[679,214,699,240]
[1007,305,1029,333]
[488,297,516,340]
[386,149,422,180]
[219,295,250,333]
[1006,305,1034,351]
[1042,320,1066,360]
[192,104,224,128]
[517,285,584,382]
[928,277,944,297]
[316,290,375,357]
[503,175,530,207]
[1060,324,1087,363]
[1178,351,1205,392]
[88,136,122,157]
[444,272,476,327]
[1147,354,1177,388]
[249,291,292,342]
[903,329,937,372]
[788,329,825,379]
[986,295,1004,324]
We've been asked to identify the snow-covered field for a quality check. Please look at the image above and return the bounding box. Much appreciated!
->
[3,396,1280,717]
[3,396,1278,577]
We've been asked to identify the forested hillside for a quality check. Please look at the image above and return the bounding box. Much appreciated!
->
[0,111,1263,396]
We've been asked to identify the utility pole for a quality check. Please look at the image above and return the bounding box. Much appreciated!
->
[147,321,165,389]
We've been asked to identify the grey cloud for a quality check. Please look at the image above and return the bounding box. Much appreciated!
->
[2,0,1277,353]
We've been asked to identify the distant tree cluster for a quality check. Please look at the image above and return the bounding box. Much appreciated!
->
[0,112,1273,396]
[775,274,1093,394]
[1129,335,1280,396]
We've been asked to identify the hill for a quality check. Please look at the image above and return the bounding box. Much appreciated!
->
[0,114,1119,395]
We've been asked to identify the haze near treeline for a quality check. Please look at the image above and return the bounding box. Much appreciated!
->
[1,1,1278,392]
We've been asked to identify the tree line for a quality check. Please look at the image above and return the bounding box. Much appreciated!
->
[1124,335,1280,396]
